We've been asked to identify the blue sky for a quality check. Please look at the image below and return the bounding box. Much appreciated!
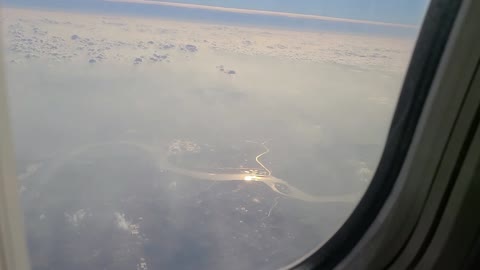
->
[8,0,429,25]
[166,0,429,24]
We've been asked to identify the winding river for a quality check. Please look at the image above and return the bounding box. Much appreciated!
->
[41,140,361,203]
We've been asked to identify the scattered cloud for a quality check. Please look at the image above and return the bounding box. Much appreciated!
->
[114,212,140,235]
[65,209,88,227]
[3,8,414,71]
[114,211,131,230]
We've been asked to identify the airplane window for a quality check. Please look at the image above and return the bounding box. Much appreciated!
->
[2,0,430,269]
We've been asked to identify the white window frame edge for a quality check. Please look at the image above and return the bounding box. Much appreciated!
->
[0,25,31,270]
[337,0,480,268]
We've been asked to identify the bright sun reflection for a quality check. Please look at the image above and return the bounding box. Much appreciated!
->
[244,176,254,181]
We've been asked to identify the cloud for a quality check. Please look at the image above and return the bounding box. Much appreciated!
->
[65,209,87,227]
[105,0,417,29]
[356,162,374,183]
[114,212,131,230]
[18,163,42,180]
[114,212,140,234]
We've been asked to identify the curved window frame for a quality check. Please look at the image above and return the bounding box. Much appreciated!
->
[290,0,478,269]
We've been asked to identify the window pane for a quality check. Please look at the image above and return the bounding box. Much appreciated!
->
[3,1,429,269]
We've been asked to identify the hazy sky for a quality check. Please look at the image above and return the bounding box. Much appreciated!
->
[164,0,430,24]
[8,0,429,25]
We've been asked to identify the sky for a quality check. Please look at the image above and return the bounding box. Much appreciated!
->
[163,0,429,24]
[7,0,429,25]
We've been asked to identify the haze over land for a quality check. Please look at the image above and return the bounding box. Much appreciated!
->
[3,5,416,270]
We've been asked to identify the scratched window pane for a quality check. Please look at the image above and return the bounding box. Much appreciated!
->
[4,0,428,269]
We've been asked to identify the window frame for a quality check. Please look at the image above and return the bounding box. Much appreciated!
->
[0,36,31,270]
[290,0,478,269]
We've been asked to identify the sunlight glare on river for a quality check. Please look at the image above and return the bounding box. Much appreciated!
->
[244,176,254,181]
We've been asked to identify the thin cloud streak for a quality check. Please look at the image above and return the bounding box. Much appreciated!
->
[105,0,417,29]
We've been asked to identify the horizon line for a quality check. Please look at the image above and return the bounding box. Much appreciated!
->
[105,0,418,29]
